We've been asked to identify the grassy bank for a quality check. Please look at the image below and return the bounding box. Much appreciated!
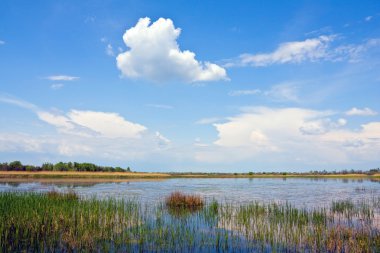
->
[0,171,171,179]
[1,192,379,252]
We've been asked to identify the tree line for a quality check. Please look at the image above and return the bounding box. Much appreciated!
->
[0,161,131,172]
[246,168,380,176]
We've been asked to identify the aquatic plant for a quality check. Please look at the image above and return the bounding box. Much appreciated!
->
[165,191,204,210]
[0,191,379,252]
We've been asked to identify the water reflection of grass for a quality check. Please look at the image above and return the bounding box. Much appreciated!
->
[1,192,379,252]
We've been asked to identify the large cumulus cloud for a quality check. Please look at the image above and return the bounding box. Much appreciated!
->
[116,17,228,83]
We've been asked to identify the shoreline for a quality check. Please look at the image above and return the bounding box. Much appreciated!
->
[0,171,379,180]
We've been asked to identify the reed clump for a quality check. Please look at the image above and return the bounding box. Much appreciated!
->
[165,191,204,210]
[46,190,78,201]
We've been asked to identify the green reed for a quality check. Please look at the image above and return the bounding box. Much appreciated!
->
[0,191,379,252]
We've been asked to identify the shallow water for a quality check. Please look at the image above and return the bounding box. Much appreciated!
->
[0,178,380,207]
[2,178,380,252]
[1,178,378,208]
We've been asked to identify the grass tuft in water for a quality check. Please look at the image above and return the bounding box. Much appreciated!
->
[165,191,204,210]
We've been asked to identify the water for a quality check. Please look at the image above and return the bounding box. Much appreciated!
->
[1,178,378,208]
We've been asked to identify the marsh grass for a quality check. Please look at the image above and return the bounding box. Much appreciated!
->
[165,191,204,212]
[0,191,379,252]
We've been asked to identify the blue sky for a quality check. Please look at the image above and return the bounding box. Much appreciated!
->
[0,1,379,172]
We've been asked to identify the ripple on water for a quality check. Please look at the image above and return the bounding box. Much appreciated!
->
[0,178,378,208]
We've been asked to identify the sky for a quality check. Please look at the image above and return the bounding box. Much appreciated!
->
[0,1,379,172]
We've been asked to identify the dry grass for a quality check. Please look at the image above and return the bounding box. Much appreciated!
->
[165,191,204,210]
[0,171,171,179]
[0,171,379,179]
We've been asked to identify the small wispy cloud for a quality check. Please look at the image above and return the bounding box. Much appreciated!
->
[226,35,335,67]
[228,89,261,96]
[264,83,299,102]
[225,35,380,67]
[50,83,64,90]
[365,16,373,22]
[146,104,173,109]
[229,83,300,102]
[106,44,115,56]
[84,16,96,23]
[0,94,38,111]
[0,40,5,45]
[333,38,380,62]
[195,117,223,125]
[345,107,377,116]
[45,75,79,81]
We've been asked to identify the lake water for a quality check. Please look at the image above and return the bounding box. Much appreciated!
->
[1,178,379,208]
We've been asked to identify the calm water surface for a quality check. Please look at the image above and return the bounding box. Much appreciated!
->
[1,178,379,208]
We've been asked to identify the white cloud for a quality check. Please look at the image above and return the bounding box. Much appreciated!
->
[196,107,380,166]
[68,110,147,139]
[236,35,334,67]
[0,96,171,161]
[228,89,261,96]
[365,16,373,22]
[106,44,114,56]
[300,118,346,135]
[116,17,228,82]
[0,40,5,45]
[346,107,377,116]
[37,110,147,139]
[0,133,52,153]
[45,75,79,81]
[155,131,171,146]
[37,111,77,132]
[50,83,64,90]
[212,107,326,148]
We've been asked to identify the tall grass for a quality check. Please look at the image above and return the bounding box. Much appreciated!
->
[0,191,379,252]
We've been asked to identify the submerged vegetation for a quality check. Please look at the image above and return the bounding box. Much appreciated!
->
[0,191,379,252]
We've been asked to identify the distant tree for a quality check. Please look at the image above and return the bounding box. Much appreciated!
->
[25,165,35,172]
[0,163,9,171]
[9,161,23,170]
[1,161,138,173]
[67,162,74,171]
[368,168,380,175]
[54,162,68,171]
[114,167,124,172]
[42,163,54,171]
